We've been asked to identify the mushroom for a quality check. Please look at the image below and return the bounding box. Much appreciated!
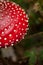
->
[0,0,29,48]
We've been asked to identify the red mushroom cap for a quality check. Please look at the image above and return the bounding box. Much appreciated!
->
[0,1,29,48]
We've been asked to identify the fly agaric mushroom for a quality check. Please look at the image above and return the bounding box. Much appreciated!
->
[0,0,29,48]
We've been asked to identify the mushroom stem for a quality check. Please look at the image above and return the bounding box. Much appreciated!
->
[1,47,17,62]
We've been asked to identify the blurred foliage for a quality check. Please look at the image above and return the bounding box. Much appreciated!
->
[39,49,43,60]
[24,49,37,65]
